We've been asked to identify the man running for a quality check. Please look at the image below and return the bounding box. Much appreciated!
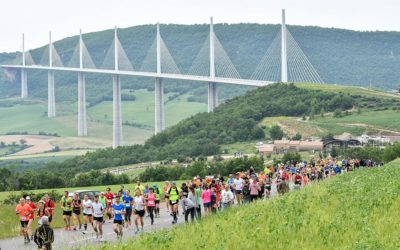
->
[153,184,161,218]
[112,195,125,239]
[92,195,104,240]
[16,197,33,244]
[82,194,93,234]
[60,191,73,230]
[163,181,170,212]
[33,216,54,250]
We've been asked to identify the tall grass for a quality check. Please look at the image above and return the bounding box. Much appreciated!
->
[94,159,400,249]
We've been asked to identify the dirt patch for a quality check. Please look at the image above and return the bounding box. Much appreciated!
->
[0,135,55,155]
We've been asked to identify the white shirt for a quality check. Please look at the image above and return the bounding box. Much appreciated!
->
[221,189,234,203]
[82,199,93,215]
[92,202,104,217]
[234,178,244,191]
[134,196,144,211]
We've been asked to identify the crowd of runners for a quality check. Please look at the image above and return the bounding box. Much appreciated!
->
[15,158,379,248]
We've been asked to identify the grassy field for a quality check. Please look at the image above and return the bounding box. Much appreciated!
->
[94,158,400,250]
[0,89,207,151]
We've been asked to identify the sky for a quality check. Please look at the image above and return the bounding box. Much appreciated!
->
[0,0,399,52]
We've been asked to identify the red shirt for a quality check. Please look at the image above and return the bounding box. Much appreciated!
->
[16,204,33,221]
[44,199,55,216]
[27,202,37,220]
[295,175,302,184]
[105,193,114,205]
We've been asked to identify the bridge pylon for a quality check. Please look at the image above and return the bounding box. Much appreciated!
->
[155,22,165,134]
[77,30,88,136]
[208,17,217,113]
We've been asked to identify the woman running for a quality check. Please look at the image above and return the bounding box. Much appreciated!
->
[122,190,133,228]
[72,193,82,230]
[82,194,93,234]
[163,181,170,212]
[146,187,156,225]
[112,195,125,239]
[153,184,161,218]
[37,200,50,223]
[133,189,146,233]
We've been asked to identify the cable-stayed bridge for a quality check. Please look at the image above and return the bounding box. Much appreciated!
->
[0,10,323,148]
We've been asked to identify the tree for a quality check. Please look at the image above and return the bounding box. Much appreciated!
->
[333,109,342,118]
[292,133,302,141]
[320,108,325,117]
[282,152,301,163]
[270,125,284,140]
[19,139,27,145]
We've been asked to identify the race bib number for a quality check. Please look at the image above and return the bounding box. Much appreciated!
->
[148,201,155,206]
[171,200,176,204]
[21,216,26,221]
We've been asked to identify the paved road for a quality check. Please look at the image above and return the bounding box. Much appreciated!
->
[0,183,285,250]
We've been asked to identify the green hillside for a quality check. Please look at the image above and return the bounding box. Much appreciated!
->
[96,159,400,250]
[1,23,400,104]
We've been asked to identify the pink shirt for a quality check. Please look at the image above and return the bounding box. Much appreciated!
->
[146,193,156,207]
[250,182,260,195]
[201,189,211,203]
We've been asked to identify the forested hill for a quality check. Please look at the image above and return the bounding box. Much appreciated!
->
[36,83,359,174]
[1,23,400,102]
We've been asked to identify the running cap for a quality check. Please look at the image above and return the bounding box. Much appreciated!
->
[153,184,157,188]
[26,196,31,200]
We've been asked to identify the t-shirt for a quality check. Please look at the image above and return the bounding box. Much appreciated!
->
[201,189,211,203]
[92,202,104,218]
[295,175,302,184]
[134,196,145,211]
[99,196,106,207]
[146,193,156,207]
[112,203,125,221]
[82,199,93,215]
[168,187,179,202]
[234,178,244,191]
[134,185,145,195]
[195,188,202,205]
[72,199,81,212]
[249,182,260,195]
[221,190,234,203]
[16,204,33,221]
[27,202,37,220]
[105,193,114,206]
[61,196,73,212]
[122,196,133,209]
[44,199,55,216]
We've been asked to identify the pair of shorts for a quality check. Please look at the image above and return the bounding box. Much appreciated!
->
[73,210,81,215]
[235,190,242,194]
[155,200,160,204]
[20,221,29,228]
[94,216,103,222]
[83,213,92,217]
[135,210,145,217]
[48,215,53,223]
[169,200,178,206]
[63,211,72,216]
[203,202,211,208]
[113,219,123,225]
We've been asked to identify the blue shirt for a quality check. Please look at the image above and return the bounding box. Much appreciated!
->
[123,196,133,209]
[112,203,125,221]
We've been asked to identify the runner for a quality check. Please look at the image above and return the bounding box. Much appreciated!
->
[60,191,73,230]
[163,181,170,212]
[182,187,196,222]
[105,188,114,221]
[221,183,234,210]
[146,187,156,225]
[82,194,93,234]
[92,195,104,240]
[168,182,180,224]
[25,196,37,240]
[44,193,56,224]
[194,182,202,219]
[264,174,272,199]
[33,216,54,250]
[37,200,50,223]
[249,177,261,202]
[122,190,133,228]
[112,195,125,239]
[133,189,146,233]
[153,184,161,218]
[201,185,211,215]
[72,193,82,231]
[15,197,33,244]
[134,180,145,195]
[233,172,244,205]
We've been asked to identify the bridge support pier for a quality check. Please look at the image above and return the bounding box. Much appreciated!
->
[113,75,122,148]
[77,72,87,136]
[21,69,28,98]
[47,71,56,117]
[208,82,217,113]
[155,78,164,134]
